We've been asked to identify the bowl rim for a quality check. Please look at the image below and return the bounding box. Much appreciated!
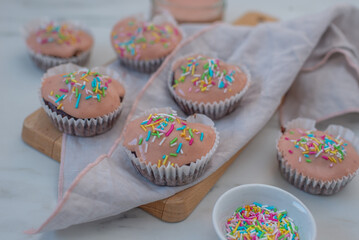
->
[212,183,317,240]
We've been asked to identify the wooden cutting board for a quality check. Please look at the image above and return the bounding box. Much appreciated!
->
[21,12,277,223]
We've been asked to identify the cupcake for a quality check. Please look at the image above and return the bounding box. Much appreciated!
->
[25,20,93,70]
[168,54,250,119]
[110,16,182,73]
[277,118,359,195]
[40,63,125,137]
[122,108,219,186]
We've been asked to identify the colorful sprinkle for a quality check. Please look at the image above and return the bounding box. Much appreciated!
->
[172,55,240,93]
[176,143,182,154]
[145,130,152,142]
[287,129,347,166]
[36,22,81,46]
[225,203,300,240]
[75,93,81,109]
[136,113,208,167]
[47,70,115,112]
[112,19,178,58]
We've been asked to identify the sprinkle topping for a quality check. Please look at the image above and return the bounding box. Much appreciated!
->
[130,112,206,167]
[172,55,239,94]
[46,70,116,111]
[287,129,347,165]
[35,22,81,45]
[225,202,300,240]
[111,18,180,59]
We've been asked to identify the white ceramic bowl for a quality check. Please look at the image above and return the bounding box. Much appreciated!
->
[212,184,316,240]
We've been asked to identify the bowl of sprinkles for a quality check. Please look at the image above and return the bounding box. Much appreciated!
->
[277,118,359,195]
[24,19,93,70]
[168,54,250,120]
[212,184,316,240]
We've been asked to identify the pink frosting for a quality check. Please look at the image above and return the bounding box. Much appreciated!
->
[172,54,248,103]
[41,70,125,119]
[278,128,359,181]
[110,17,182,61]
[26,22,93,58]
[123,112,216,167]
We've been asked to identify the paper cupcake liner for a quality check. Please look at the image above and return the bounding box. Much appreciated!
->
[168,58,251,120]
[39,63,125,137]
[117,56,166,73]
[276,118,359,195]
[122,107,220,186]
[23,19,93,71]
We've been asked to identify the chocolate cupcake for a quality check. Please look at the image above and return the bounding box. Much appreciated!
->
[123,108,219,186]
[110,16,182,73]
[277,118,359,195]
[24,19,93,70]
[40,63,125,137]
[168,54,250,119]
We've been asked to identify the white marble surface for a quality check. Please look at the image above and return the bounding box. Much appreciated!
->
[1,0,359,239]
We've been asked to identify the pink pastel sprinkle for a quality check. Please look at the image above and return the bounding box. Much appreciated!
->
[59,89,68,93]
[154,128,166,133]
[165,124,174,137]
[188,87,192,92]
[330,163,333,167]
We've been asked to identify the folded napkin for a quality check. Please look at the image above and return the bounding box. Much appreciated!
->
[29,4,359,233]
[280,6,359,125]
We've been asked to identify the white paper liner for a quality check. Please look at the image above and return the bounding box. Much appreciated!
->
[167,53,251,119]
[23,18,93,71]
[112,10,184,73]
[122,107,219,186]
[39,63,125,137]
[117,56,166,73]
[276,118,359,195]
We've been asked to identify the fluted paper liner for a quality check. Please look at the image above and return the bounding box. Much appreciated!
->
[39,63,125,137]
[123,107,219,186]
[167,54,251,119]
[113,10,184,73]
[276,118,359,195]
[23,19,93,71]
[117,56,167,73]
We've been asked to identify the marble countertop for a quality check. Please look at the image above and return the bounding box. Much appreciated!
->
[1,0,359,239]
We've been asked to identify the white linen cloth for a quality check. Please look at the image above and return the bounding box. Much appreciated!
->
[29,4,359,233]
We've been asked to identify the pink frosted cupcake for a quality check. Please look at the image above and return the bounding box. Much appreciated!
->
[122,108,219,186]
[40,64,125,137]
[110,16,182,73]
[168,54,250,119]
[25,20,93,70]
[277,118,359,195]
